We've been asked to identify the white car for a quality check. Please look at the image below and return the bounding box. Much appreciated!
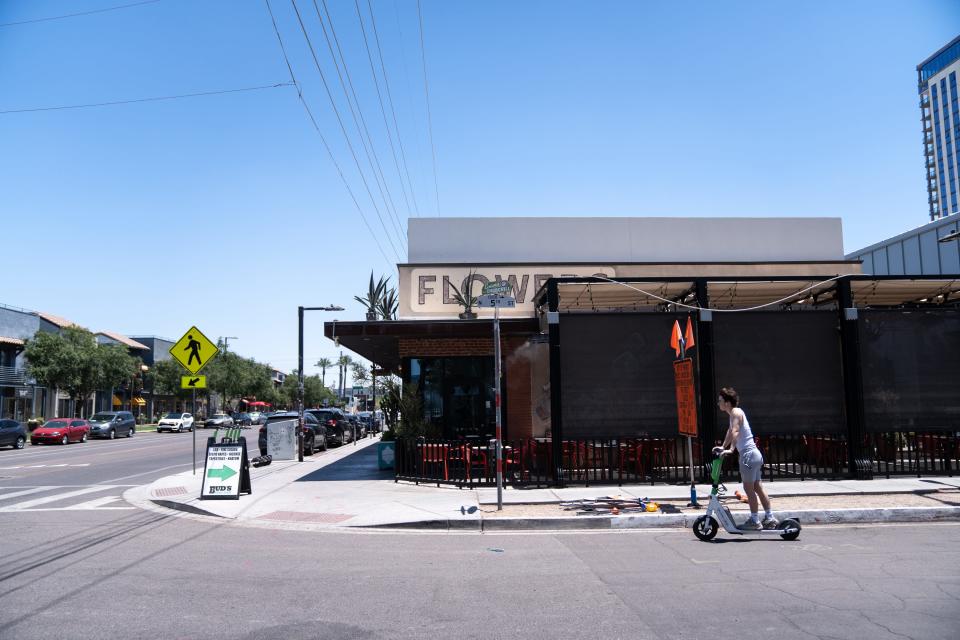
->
[157,412,194,433]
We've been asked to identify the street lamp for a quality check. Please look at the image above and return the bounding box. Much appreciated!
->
[298,305,344,462]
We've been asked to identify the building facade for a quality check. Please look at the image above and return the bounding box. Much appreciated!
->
[920,35,960,220]
[845,211,960,275]
[327,217,959,486]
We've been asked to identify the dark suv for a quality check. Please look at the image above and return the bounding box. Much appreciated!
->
[258,412,326,456]
[88,411,136,439]
[306,408,351,446]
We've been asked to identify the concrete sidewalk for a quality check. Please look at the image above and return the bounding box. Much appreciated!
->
[125,436,960,532]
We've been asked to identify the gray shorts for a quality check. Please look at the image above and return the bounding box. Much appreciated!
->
[739,449,763,483]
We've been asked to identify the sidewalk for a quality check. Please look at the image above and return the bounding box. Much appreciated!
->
[125,436,960,533]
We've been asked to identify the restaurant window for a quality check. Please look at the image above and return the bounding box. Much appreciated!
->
[406,356,496,439]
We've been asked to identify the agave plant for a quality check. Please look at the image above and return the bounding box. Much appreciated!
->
[448,269,479,319]
[355,272,389,321]
[377,286,399,320]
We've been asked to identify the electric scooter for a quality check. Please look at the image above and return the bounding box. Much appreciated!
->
[692,448,801,542]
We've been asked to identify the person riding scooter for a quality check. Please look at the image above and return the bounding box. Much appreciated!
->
[715,387,777,530]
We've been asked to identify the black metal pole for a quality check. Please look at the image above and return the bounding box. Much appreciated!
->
[297,305,304,463]
[838,278,870,479]
[547,280,564,487]
[694,279,717,475]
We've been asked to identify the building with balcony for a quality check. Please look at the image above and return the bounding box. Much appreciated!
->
[919,35,960,220]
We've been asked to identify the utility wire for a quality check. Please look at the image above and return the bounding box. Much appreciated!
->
[0,83,294,114]
[290,0,403,262]
[588,275,847,313]
[315,0,406,249]
[0,0,161,27]
[264,0,393,269]
[369,0,421,218]
[417,0,441,216]
[355,0,414,225]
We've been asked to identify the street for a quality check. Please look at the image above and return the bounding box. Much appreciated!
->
[0,437,958,640]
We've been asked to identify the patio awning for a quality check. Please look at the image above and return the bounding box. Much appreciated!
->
[324,318,540,371]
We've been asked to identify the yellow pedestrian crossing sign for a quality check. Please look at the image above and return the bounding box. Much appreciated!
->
[181,375,207,389]
[170,326,219,374]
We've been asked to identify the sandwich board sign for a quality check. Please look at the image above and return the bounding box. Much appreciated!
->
[200,441,251,500]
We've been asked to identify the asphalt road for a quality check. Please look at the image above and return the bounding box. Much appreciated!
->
[0,435,958,640]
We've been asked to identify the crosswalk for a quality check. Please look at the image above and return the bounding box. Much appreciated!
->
[0,485,135,512]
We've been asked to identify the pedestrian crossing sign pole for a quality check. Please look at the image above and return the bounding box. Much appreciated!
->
[170,326,220,475]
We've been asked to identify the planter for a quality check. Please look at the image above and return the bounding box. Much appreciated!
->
[366,311,377,321]
[377,440,395,469]
[458,311,477,320]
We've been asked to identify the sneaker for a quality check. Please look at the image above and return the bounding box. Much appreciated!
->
[738,519,762,531]
[762,516,779,529]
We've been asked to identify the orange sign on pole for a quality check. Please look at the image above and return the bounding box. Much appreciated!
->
[673,358,698,437]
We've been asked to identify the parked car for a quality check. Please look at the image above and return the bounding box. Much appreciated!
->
[157,412,194,433]
[232,412,252,427]
[88,411,136,439]
[258,411,325,456]
[306,408,351,446]
[31,419,90,445]
[345,414,365,440]
[204,413,234,429]
[248,411,267,425]
[0,419,27,450]
[358,411,381,434]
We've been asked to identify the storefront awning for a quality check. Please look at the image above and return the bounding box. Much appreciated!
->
[112,395,122,406]
[324,318,541,371]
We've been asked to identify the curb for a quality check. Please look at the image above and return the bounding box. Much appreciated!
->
[360,506,960,532]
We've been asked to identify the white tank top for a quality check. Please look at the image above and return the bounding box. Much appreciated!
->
[734,409,758,455]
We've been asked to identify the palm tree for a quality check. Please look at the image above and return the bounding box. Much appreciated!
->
[315,357,333,388]
[337,354,353,400]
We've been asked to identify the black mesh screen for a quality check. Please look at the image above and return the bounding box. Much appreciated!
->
[713,312,845,435]
[859,310,960,432]
[560,313,687,438]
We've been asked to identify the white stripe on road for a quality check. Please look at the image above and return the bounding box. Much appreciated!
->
[0,485,117,511]
[63,496,127,510]
[0,487,54,501]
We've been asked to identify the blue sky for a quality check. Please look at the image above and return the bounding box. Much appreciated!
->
[1,0,957,374]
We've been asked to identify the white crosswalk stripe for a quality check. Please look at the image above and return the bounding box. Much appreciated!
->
[0,485,134,512]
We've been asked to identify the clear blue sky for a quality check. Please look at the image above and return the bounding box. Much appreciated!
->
[1,0,957,375]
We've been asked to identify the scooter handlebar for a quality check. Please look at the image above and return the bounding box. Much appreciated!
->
[712,446,728,457]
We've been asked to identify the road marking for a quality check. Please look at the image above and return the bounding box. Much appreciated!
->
[690,558,720,564]
[0,487,53,501]
[0,485,116,511]
[64,496,131,510]
[0,463,90,470]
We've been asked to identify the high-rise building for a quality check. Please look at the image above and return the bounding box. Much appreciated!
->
[919,35,960,221]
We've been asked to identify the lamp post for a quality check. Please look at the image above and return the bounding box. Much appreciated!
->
[217,337,238,414]
[298,306,343,462]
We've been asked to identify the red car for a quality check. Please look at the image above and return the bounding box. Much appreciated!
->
[31,419,90,446]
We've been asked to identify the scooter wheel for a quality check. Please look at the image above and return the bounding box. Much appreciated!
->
[693,515,718,541]
[778,518,801,541]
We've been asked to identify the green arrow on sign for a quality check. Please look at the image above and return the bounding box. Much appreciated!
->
[206,466,237,481]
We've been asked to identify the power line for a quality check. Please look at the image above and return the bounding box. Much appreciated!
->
[355,0,415,225]
[0,0,162,27]
[368,0,421,218]
[416,0,441,217]
[315,0,407,250]
[290,0,403,262]
[263,0,394,269]
[0,82,294,114]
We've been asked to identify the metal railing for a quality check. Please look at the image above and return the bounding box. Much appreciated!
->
[865,431,958,478]
[0,365,27,385]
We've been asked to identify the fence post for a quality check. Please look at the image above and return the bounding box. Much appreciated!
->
[838,278,872,480]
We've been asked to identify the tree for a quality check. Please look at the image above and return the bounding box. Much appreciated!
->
[337,354,352,398]
[351,361,370,387]
[24,327,137,417]
[149,359,191,399]
[315,357,333,387]
[278,370,336,409]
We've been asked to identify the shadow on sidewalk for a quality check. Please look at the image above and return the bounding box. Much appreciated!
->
[295,441,394,482]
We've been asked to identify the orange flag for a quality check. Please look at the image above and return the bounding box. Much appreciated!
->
[684,316,696,351]
[670,320,682,357]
